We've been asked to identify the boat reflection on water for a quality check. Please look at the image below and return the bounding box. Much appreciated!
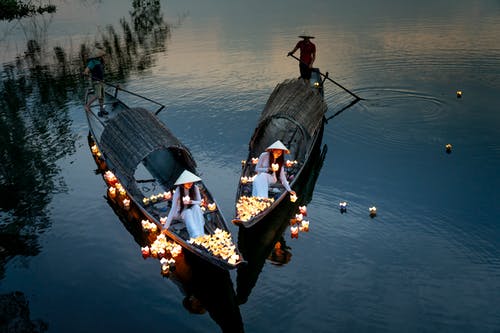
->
[236,127,327,305]
[88,136,244,333]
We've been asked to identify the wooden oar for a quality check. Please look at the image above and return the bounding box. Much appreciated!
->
[288,54,363,100]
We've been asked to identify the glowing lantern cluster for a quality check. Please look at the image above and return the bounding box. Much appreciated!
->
[91,144,101,158]
[104,171,118,185]
[160,257,176,276]
[148,233,182,259]
[290,205,310,238]
[235,196,274,221]
[286,160,298,168]
[141,219,158,232]
[143,191,172,206]
[240,175,255,184]
[189,228,240,265]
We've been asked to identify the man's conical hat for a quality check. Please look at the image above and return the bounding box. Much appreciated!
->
[174,170,201,185]
[298,30,315,39]
[90,48,105,59]
[266,140,290,154]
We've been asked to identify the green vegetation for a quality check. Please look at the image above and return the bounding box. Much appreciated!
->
[0,0,56,21]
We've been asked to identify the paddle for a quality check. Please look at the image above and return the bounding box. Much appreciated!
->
[288,54,363,100]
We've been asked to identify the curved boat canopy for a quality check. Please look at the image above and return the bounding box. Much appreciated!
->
[98,107,197,198]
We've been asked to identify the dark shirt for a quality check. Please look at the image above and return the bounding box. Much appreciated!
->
[295,40,316,65]
[87,58,104,81]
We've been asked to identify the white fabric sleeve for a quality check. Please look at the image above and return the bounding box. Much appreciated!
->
[165,187,181,229]
[255,152,270,173]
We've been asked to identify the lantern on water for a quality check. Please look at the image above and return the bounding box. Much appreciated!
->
[369,206,377,217]
[295,213,303,222]
[445,144,452,153]
[300,220,310,232]
[241,160,246,167]
[290,225,299,238]
[339,201,347,213]
[141,246,150,258]
[299,205,307,215]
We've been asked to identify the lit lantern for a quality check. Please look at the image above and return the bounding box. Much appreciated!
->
[123,198,130,210]
[163,191,172,200]
[290,193,297,203]
[150,194,158,203]
[160,216,167,225]
[299,205,307,215]
[290,225,299,238]
[91,144,99,155]
[141,246,150,258]
[369,206,377,218]
[108,186,116,199]
[182,195,191,205]
[241,176,248,184]
[252,157,259,165]
[300,220,310,232]
[445,143,452,153]
[271,163,279,172]
[161,264,170,276]
[295,213,303,222]
[286,160,294,167]
[142,197,150,205]
[241,160,246,167]
[456,90,462,98]
[339,201,347,213]
[208,203,217,211]
[104,171,118,185]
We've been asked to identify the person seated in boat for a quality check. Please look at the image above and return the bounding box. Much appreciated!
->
[164,170,206,239]
[252,140,296,199]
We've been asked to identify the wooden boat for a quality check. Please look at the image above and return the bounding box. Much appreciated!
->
[84,83,244,270]
[233,71,328,228]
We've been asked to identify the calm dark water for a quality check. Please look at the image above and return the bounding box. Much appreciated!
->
[1,1,499,332]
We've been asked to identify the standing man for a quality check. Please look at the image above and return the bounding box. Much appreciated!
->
[84,48,107,116]
[287,31,316,83]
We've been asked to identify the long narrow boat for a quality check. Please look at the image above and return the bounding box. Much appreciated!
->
[233,70,328,228]
[84,83,244,270]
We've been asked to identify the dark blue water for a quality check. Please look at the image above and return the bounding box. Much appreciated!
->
[1,1,499,332]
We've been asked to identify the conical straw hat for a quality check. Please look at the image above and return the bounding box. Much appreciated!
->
[298,30,315,39]
[266,140,290,154]
[90,48,105,59]
[174,170,201,185]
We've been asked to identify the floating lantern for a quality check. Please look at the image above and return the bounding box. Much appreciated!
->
[290,225,299,238]
[300,220,310,232]
[299,205,307,215]
[141,246,150,258]
[252,157,259,165]
[445,143,452,153]
[456,90,462,98]
[271,163,279,172]
[208,203,217,211]
[182,195,191,205]
[290,193,298,203]
[369,206,377,218]
[108,186,117,199]
[295,213,303,222]
[163,191,172,200]
[339,201,348,213]
[241,160,246,167]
